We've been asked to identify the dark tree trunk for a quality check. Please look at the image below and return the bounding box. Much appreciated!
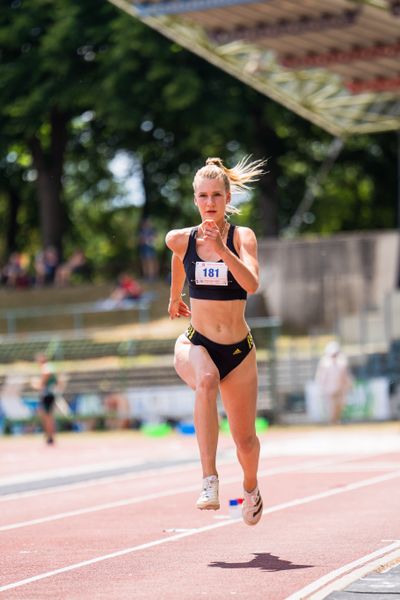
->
[140,167,153,220]
[28,108,68,256]
[6,186,21,254]
[251,108,280,237]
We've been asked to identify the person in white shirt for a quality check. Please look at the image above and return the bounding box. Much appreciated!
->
[315,341,353,424]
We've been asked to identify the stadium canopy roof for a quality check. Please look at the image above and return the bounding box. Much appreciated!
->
[109,0,400,137]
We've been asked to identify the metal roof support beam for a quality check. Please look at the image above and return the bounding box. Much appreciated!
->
[110,0,400,135]
[133,0,259,17]
[281,42,400,69]
[346,76,400,94]
[210,10,359,45]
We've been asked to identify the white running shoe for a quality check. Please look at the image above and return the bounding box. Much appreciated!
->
[196,475,220,510]
[242,485,263,526]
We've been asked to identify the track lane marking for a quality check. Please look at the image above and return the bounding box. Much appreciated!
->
[261,469,400,517]
[0,461,204,503]
[285,542,400,600]
[1,469,400,592]
[300,462,400,472]
[0,459,340,532]
[0,447,393,503]
[0,459,146,487]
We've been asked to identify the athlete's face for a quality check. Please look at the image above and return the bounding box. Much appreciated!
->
[194,177,230,223]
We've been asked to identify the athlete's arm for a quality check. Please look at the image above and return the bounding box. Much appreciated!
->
[165,228,190,260]
[165,229,191,319]
[218,226,259,294]
[168,253,191,319]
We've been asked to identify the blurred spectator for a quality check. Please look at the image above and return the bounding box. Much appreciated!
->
[104,392,130,429]
[108,273,143,306]
[34,246,59,286]
[35,353,58,445]
[1,252,31,288]
[55,249,89,286]
[138,217,159,280]
[315,341,353,424]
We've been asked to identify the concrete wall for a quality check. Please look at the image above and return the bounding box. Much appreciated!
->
[336,290,400,345]
[258,231,400,331]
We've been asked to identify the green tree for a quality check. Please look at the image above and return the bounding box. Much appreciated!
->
[1,0,119,256]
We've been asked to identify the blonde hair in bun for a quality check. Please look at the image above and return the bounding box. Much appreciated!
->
[193,156,267,214]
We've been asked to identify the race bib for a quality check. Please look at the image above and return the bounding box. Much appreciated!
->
[195,261,228,286]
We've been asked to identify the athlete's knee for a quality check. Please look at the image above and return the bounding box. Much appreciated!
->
[196,370,219,394]
[235,432,259,455]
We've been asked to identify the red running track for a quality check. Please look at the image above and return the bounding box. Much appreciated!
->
[1,423,400,599]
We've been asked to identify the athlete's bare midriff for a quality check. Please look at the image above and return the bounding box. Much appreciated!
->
[189,297,249,343]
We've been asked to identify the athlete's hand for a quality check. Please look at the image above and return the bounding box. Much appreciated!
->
[198,219,226,254]
[168,297,191,320]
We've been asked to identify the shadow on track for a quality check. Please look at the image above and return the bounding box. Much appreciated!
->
[209,553,313,572]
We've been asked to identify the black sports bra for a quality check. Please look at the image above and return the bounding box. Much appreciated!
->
[183,225,247,301]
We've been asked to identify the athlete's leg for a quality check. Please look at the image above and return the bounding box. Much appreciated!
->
[219,349,260,493]
[43,412,55,443]
[331,392,345,424]
[39,402,55,444]
[174,334,220,478]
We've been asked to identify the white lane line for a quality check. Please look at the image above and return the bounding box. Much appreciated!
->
[0,459,338,532]
[0,453,347,507]
[0,446,238,501]
[0,460,201,503]
[0,459,145,487]
[285,542,400,600]
[297,462,400,472]
[0,521,232,593]
[0,447,390,504]
[0,443,393,503]
[0,483,213,533]
[262,469,400,517]
[1,469,400,592]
